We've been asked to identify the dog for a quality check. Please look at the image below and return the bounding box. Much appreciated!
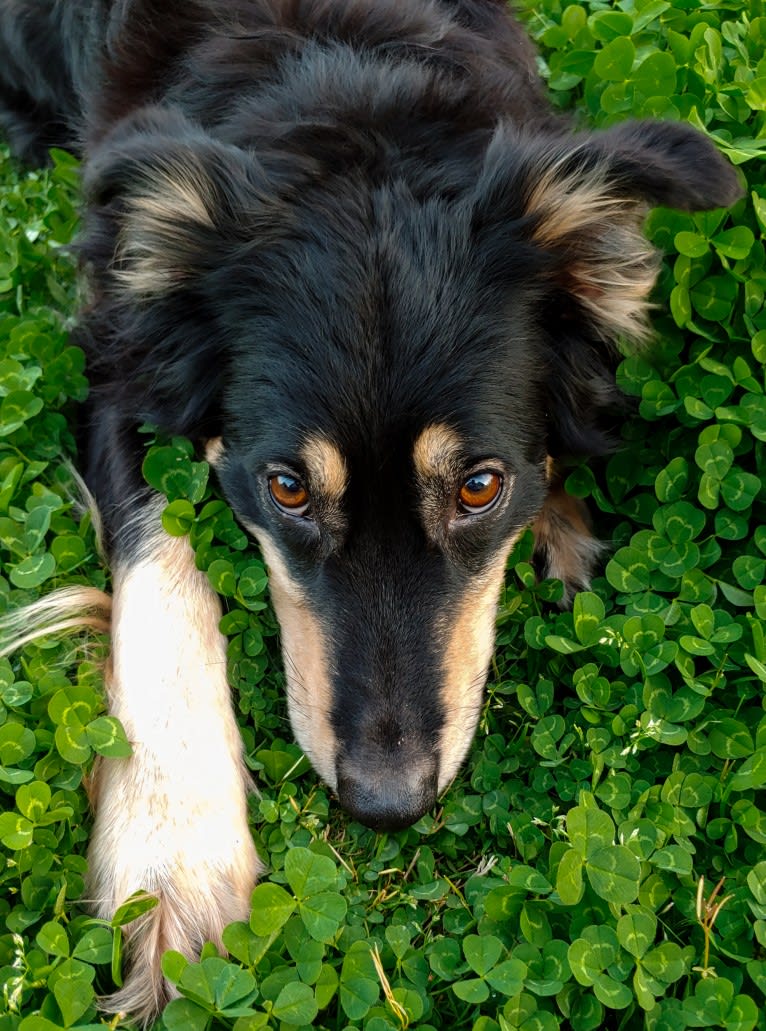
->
[0,0,741,1019]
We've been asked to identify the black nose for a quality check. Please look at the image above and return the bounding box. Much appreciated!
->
[336,762,438,832]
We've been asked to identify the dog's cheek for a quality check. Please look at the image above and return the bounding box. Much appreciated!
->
[437,539,518,790]
[254,531,339,789]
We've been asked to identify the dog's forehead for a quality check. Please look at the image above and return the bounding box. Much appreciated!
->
[224,186,546,464]
[299,424,459,483]
[287,421,531,517]
[230,325,542,474]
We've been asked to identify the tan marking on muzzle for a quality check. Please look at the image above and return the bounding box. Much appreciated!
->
[301,435,348,505]
[438,533,520,790]
[242,523,338,788]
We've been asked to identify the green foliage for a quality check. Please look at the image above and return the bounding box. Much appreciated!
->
[1,0,765,1027]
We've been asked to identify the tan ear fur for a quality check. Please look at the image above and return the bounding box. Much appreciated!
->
[525,154,659,342]
[115,156,218,297]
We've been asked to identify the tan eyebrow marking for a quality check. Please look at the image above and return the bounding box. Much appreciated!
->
[300,435,349,503]
[412,423,463,482]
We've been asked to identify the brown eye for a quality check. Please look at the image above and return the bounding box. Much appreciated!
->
[269,474,310,515]
[458,471,503,514]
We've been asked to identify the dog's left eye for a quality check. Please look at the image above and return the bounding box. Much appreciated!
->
[458,471,503,514]
[269,474,311,516]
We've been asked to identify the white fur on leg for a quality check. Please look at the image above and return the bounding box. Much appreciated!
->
[87,516,261,1021]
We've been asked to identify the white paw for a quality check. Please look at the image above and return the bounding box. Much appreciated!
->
[86,748,261,1021]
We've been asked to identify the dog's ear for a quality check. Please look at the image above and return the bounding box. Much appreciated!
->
[82,107,289,299]
[79,108,298,434]
[589,120,742,213]
[477,120,742,343]
[473,120,741,458]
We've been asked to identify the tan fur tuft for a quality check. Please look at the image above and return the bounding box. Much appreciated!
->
[0,586,112,658]
[532,485,604,606]
[526,154,659,342]
[204,436,225,466]
[60,461,107,561]
[115,158,218,297]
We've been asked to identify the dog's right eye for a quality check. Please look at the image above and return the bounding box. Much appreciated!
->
[457,470,503,514]
[269,474,311,516]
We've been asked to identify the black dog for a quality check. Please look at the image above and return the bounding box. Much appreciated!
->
[0,0,740,1018]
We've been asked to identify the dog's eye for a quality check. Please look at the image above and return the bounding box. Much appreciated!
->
[458,471,503,514]
[269,474,311,515]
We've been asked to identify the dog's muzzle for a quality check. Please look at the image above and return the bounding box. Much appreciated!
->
[335,755,438,832]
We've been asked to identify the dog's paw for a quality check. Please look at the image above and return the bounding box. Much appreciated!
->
[85,738,261,1018]
[86,755,261,1023]
[532,486,604,606]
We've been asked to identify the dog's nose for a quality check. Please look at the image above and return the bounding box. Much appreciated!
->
[335,761,438,832]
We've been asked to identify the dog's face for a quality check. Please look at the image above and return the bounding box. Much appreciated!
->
[219,430,543,830]
[83,109,740,830]
[212,186,550,829]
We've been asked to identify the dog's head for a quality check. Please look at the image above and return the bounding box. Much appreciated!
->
[209,175,552,829]
[83,108,740,829]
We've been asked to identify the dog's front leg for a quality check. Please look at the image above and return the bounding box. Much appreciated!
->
[87,501,260,1021]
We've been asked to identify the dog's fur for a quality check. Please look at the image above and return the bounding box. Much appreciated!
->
[0,0,741,1019]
